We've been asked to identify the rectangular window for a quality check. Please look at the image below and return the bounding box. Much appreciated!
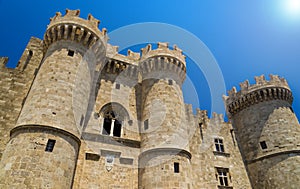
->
[115,83,120,89]
[67,50,74,57]
[216,167,229,187]
[45,139,56,152]
[260,141,267,149]
[168,79,173,85]
[144,119,149,130]
[215,138,224,152]
[174,162,179,173]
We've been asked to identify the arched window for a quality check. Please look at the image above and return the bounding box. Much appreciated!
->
[100,103,129,137]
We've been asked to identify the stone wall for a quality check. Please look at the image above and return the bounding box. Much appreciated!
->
[189,110,252,188]
[0,37,43,159]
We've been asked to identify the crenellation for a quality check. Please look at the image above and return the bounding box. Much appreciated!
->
[210,112,224,124]
[0,57,9,67]
[65,9,80,17]
[239,79,250,92]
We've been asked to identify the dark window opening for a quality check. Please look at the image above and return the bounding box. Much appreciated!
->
[68,50,75,57]
[144,119,149,130]
[168,79,173,85]
[102,118,112,135]
[102,111,122,137]
[113,120,122,137]
[80,115,84,126]
[45,139,56,152]
[215,138,224,152]
[199,123,203,140]
[116,83,120,89]
[260,141,267,149]
[174,162,179,173]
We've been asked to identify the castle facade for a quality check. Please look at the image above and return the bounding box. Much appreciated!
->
[0,9,299,189]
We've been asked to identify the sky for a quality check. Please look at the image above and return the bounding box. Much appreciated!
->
[0,0,300,119]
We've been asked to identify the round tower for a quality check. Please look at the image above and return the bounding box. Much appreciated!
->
[138,43,192,189]
[224,74,300,189]
[0,10,107,188]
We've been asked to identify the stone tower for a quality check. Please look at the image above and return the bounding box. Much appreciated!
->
[224,75,300,188]
[0,10,107,188]
[138,43,192,188]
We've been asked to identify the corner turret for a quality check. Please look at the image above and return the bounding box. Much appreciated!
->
[224,74,300,189]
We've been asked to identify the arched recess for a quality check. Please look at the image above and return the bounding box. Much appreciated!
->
[99,102,129,137]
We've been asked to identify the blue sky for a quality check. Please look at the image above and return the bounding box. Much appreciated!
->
[0,0,299,119]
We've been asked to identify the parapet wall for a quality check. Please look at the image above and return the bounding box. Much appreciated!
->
[223,74,293,117]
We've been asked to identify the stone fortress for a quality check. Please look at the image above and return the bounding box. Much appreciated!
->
[0,9,299,189]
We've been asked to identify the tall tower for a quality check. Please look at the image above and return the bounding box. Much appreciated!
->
[138,43,192,189]
[0,10,107,188]
[224,75,300,188]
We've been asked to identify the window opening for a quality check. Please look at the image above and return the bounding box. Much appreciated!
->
[102,110,122,137]
[45,139,56,152]
[174,162,179,173]
[113,120,122,137]
[144,119,149,130]
[102,117,112,135]
[215,138,224,152]
[260,141,267,149]
[216,168,229,187]
[68,50,74,57]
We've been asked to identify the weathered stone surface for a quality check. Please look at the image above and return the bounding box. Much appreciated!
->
[0,9,298,189]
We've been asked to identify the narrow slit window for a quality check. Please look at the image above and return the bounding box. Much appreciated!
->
[45,139,56,152]
[260,141,267,149]
[68,50,74,57]
[116,83,120,89]
[144,119,149,130]
[174,162,179,173]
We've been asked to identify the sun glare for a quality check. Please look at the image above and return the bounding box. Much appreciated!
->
[285,0,300,16]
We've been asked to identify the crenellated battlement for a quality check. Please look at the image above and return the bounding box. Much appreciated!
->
[44,9,108,49]
[223,74,293,117]
[140,42,185,65]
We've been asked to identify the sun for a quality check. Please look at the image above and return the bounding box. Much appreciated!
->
[285,0,300,16]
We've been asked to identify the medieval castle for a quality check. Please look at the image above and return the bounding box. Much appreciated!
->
[0,9,299,189]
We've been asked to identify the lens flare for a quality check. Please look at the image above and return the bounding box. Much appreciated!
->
[285,0,300,16]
